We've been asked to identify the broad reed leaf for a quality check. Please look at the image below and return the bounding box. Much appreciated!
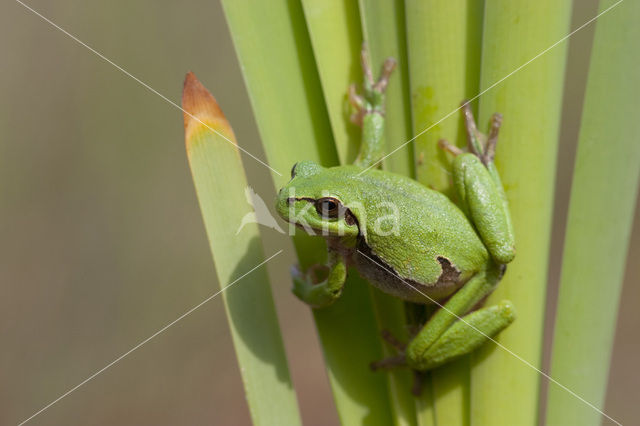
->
[471,2,572,425]
[301,0,363,164]
[221,1,394,423]
[359,2,418,425]
[405,1,484,424]
[547,1,640,424]
[182,72,301,426]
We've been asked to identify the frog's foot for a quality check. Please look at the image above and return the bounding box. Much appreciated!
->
[370,330,428,396]
[291,260,346,309]
[438,138,464,156]
[381,329,406,351]
[411,371,427,396]
[370,329,408,371]
[370,354,406,371]
[459,101,503,166]
[349,44,396,126]
[349,84,366,127]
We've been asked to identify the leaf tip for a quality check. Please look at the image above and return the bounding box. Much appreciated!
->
[182,71,235,149]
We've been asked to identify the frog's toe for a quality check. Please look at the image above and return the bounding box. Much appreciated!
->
[290,264,316,300]
[412,371,427,396]
[307,263,330,283]
[372,57,396,94]
[438,138,464,156]
[381,329,406,351]
[290,264,303,280]
[291,272,311,301]
[370,354,406,371]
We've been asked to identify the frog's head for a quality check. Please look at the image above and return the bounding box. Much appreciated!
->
[275,161,359,237]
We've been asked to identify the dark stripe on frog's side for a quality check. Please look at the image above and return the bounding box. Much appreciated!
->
[354,239,464,304]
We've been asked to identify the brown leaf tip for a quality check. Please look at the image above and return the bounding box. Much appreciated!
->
[182,71,235,146]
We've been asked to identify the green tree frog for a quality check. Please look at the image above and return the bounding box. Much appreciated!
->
[275,48,516,373]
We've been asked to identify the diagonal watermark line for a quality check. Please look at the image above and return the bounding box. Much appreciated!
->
[359,0,624,175]
[17,250,283,426]
[14,0,625,423]
[15,0,283,177]
[357,249,622,426]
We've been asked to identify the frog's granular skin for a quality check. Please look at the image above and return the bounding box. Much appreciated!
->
[353,240,465,304]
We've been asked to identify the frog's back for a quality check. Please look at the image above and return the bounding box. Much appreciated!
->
[331,166,488,299]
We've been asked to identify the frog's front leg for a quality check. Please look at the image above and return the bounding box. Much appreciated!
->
[439,103,516,264]
[291,250,347,309]
[350,45,396,168]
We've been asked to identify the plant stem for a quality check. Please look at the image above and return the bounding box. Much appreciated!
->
[546,1,640,424]
[471,2,571,425]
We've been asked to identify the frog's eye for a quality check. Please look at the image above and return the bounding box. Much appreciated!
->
[290,162,298,178]
[315,197,341,218]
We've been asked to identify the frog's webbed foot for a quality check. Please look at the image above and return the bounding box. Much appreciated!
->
[370,329,428,396]
[438,138,464,156]
[370,329,407,370]
[461,101,503,166]
[381,329,406,351]
[411,371,427,396]
[291,254,347,309]
[349,44,396,121]
[349,84,365,127]
[438,102,503,167]
[370,329,408,367]
[483,111,502,164]
[351,44,397,168]
[370,354,406,371]
[372,54,396,95]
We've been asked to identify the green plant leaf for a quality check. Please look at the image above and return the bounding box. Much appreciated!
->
[221,1,394,424]
[301,0,363,164]
[470,2,572,425]
[547,1,640,424]
[405,1,484,424]
[359,0,414,177]
[358,2,419,425]
[407,0,484,195]
[182,72,301,426]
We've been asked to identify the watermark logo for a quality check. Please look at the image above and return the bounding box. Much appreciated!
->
[237,186,401,237]
[236,186,285,235]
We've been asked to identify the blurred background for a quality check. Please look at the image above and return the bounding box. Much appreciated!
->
[1,1,637,425]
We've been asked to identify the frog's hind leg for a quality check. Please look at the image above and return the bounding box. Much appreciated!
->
[407,300,515,371]
[405,266,515,371]
[351,44,396,168]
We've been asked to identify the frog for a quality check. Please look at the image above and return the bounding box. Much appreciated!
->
[275,46,516,374]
